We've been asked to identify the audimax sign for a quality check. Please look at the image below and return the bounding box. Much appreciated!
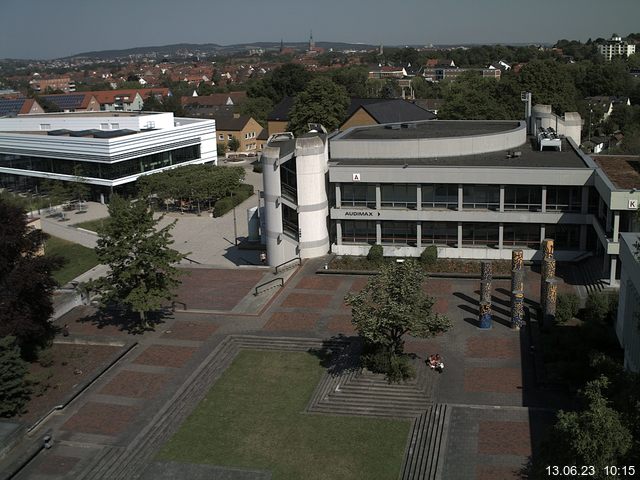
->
[343,211,381,217]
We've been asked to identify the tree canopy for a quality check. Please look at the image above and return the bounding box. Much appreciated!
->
[0,200,63,359]
[287,77,349,134]
[87,195,185,330]
[345,260,451,357]
[247,63,314,104]
[0,336,31,417]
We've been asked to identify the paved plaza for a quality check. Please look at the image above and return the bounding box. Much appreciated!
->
[2,253,576,480]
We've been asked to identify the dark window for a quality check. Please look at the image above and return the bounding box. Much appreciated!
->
[545,224,580,249]
[504,186,542,211]
[422,184,457,209]
[503,223,540,248]
[381,221,416,245]
[282,204,298,239]
[462,185,500,210]
[462,223,499,247]
[341,183,376,208]
[342,220,376,244]
[381,184,416,208]
[421,222,457,246]
[280,158,297,202]
[546,186,581,212]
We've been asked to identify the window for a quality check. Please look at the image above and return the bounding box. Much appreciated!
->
[110,123,119,130]
[504,186,542,211]
[227,134,232,140]
[421,222,457,246]
[342,220,376,244]
[381,221,417,245]
[341,184,376,208]
[545,224,580,250]
[219,134,224,140]
[282,204,298,239]
[422,184,457,209]
[40,124,51,130]
[381,184,417,208]
[463,185,499,210]
[280,158,297,202]
[462,223,499,247]
[503,223,540,248]
[546,186,581,212]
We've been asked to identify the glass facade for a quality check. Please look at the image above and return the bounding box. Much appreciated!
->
[504,186,542,211]
[280,158,297,202]
[462,223,499,247]
[546,186,581,212]
[422,184,458,209]
[421,222,458,246]
[342,220,376,244]
[381,184,417,208]
[545,224,580,249]
[381,221,417,245]
[282,204,298,239]
[341,183,376,208]
[0,145,200,181]
[463,185,500,210]
[503,223,540,248]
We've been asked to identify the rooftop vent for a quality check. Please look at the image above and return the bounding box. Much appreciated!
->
[401,123,417,129]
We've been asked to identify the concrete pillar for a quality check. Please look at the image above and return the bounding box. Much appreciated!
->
[579,225,587,251]
[609,256,618,286]
[375,184,381,210]
[581,186,589,215]
[336,220,342,246]
[376,221,381,244]
[613,211,620,240]
[480,261,493,303]
[458,184,463,211]
[499,185,505,212]
[541,185,547,213]
[416,222,422,249]
[416,184,422,211]
[457,222,463,249]
[335,183,341,208]
[540,225,546,243]
[498,223,504,250]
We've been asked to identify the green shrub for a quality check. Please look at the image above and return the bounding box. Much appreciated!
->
[37,349,55,368]
[0,336,31,417]
[366,244,384,264]
[583,292,618,324]
[556,293,580,324]
[420,245,438,267]
[213,197,234,217]
[252,161,263,173]
[212,184,255,217]
[361,345,415,383]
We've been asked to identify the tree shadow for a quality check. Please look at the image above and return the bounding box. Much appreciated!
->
[78,304,173,334]
[307,334,362,377]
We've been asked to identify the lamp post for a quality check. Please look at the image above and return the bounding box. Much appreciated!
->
[231,190,238,246]
[589,108,593,143]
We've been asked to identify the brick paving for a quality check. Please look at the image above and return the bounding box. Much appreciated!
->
[100,371,171,399]
[28,454,80,475]
[263,311,320,331]
[132,345,197,368]
[162,320,219,341]
[62,402,139,436]
[7,260,578,480]
[464,367,523,394]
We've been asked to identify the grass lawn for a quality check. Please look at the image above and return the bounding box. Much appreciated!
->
[158,350,411,480]
[45,235,99,285]
[72,217,111,232]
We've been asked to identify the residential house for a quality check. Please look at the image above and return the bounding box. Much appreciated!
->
[40,93,101,112]
[368,66,407,79]
[586,96,631,122]
[598,34,636,61]
[216,114,263,155]
[29,76,75,93]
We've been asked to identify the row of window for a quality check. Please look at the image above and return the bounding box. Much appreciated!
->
[340,184,589,212]
[341,221,581,249]
[0,145,200,180]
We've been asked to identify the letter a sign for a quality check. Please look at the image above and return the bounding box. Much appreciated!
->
[352,173,361,182]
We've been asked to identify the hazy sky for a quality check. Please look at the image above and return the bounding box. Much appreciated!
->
[1,0,639,59]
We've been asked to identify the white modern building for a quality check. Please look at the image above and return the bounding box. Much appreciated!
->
[261,106,640,288]
[616,232,640,373]
[598,34,636,61]
[0,111,217,200]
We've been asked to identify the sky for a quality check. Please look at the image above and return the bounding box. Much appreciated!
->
[1,0,639,59]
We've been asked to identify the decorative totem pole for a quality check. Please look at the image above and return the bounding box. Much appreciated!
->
[540,239,556,327]
[479,260,493,329]
[510,249,525,329]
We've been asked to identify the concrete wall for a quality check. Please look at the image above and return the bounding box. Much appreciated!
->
[262,141,288,266]
[6,112,175,131]
[616,233,640,372]
[532,105,582,145]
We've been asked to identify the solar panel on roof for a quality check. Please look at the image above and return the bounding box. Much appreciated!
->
[42,94,85,109]
[0,99,25,116]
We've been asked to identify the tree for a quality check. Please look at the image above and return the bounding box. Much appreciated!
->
[287,77,349,134]
[512,59,578,114]
[0,336,31,417]
[532,377,633,479]
[70,165,90,202]
[239,96,273,127]
[87,195,185,330]
[439,73,513,120]
[227,136,240,152]
[344,260,451,381]
[330,66,369,97]
[0,200,63,359]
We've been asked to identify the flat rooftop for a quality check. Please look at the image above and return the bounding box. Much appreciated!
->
[17,111,158,118]
[592,155,640,189]
[330,138,589,169]
[340,120,521,140]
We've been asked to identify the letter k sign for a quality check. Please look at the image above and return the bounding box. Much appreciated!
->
[629,199,638,210]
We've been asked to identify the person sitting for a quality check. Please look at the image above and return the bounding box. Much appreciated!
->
[428,354,438,369]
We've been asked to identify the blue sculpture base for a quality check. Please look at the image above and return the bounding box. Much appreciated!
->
[479,313,493,329]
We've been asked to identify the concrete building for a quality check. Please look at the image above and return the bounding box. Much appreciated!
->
[0,111,216,201]
[261,106,640,289]
[598,34,636,61]
[616,232,640,373]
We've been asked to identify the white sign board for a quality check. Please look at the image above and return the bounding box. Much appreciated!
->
[352,173,361,182]
[629,199,638,210]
